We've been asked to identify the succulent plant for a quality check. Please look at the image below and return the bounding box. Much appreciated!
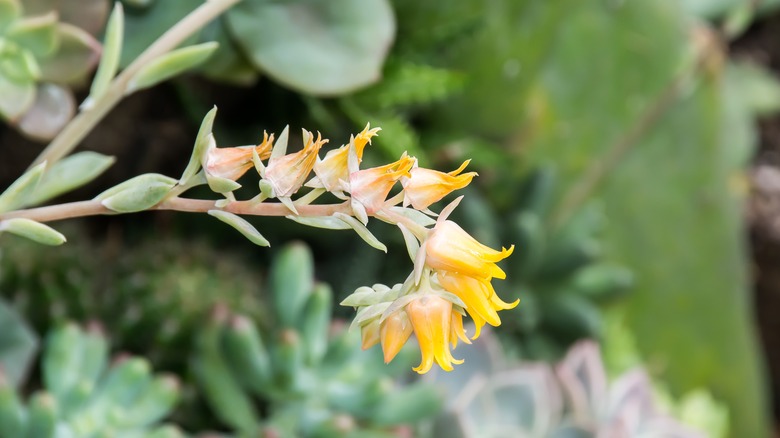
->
[192,242,443,436]
[425,329,712,438]
[0,321,182,438]
[0,0,103,140]
[455,165,634,361]
[0,225,264,372]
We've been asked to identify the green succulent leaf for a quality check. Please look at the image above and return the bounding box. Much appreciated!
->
[0,0,20,33]
[226,0,396,96]
[0,72,35,122]
[26,151,115,206]
[16,83,76,142]
[0,162,46,213]
[38,24,102,84]
[96,173,176,213]
[120,0,200,67]
[208,210,270,247]
[0,373,25,436]
[0,218,66,246]
[6,12,59,57]
[89,1,124,104]
[25,392,58,438]
[270,243,315,328]
[0,299,38,389]
[127,41,218,93]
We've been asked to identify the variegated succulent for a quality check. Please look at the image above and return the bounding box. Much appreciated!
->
[0,0,104,140]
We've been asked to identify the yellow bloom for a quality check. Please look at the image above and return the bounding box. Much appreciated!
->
[204,132,273,181]
[402,160,478,210]
[264,131,327,197]
[407,295,463,374]
[379,310,413,363]
[449,311,471,349]
[437,272,518,340]
[425,220,514,280]
[308,124,380,193]
[349,153,414,214]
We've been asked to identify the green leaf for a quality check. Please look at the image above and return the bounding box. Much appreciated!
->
[0,72,35,122]
[207,210,269,247]
[38,24,102,84]
[0,162,46,213]
[16,83,76,142]
[25,392,58,438]
[119,0,201,67]
[96,173,176,213]
[89,2,123,104]
[197,19,257,86]
[180,107,216,183]
[127,41,218,93]
[0,299,38,389]
[0,218,66,246]
[269,242,314,328]
[226,0,396,95]
[334,212,387,253]
[0,0,20,33]
[26,151,115,206]
[728,61,780,117]
[5,12,59,57]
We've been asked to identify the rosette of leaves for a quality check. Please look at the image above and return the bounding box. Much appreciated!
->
[0,0,103,140]
[0,321,182,438]
[453,165,634,361]
[425,330,718,438]
[0,225,264,372]
[191,242,443,437]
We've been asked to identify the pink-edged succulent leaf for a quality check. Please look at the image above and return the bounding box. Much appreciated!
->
[556,340,608,425]
[605,369,657,432]
[15,83,75,141]
[491,366,563,436]
[22,0,108,36]
[0,74,35,121]
[38,23,101,85]
[5,12,59,57]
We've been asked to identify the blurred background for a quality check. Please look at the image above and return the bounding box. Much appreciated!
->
[2,0,780,436]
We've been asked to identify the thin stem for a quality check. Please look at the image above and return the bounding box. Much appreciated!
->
[0,198,352,224]
[31,0,242,168]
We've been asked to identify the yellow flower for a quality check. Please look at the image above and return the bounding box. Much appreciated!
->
[425,220,514,280]
[402,160,478,210]
[349,153,415,214]
[308,124,381,193]
[360,319,381,350]
[407,295,464,374]
[437,272,518,339]
[379,310,413,363]
[264,131,327,197]
[204,132,274,181]
[449,310,471,349]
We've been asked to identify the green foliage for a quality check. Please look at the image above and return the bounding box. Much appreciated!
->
[192,242,443,436]
[0,226,264,371]
[0,322,181,437]
[0,0,102,140]
[0,300,37,389]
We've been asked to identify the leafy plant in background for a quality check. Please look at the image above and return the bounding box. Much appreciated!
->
[192,243,442,436]
[0,315,181,437]
[0,226,263,372]
[425,329,726,438]
[0,0,103,140]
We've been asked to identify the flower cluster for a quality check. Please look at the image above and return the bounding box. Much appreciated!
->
[201,123,516,374]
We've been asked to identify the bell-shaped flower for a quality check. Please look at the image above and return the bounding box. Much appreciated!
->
[402,160,478,210]
[425,220,514,280]
[308,123,381,194]
[407,295,464,374]
[264,130,327,198]
[449,310,471,349]
[361,318,381,350]
[203,132,274,181]
[437,272,518,340]
[379,309,413,363]
[349,153,415,215]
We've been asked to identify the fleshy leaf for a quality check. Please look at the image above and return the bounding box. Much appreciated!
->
[16,83,75,141]
[285,215,352,230]
[225,0,396,95]
[0,298,38,388]
[96,173,176,213]
[38,24,102,84]
[208,210,270,247]
[88,2,123,103]
[0,162,46,213]
[0,74,35,121]
[0,218,66,246]
[5,12,59,57]
[0,0,20,33]
[127,42,219,93]
[180,109,216,183]
[334,212,387,252]
[26,151,115,206]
